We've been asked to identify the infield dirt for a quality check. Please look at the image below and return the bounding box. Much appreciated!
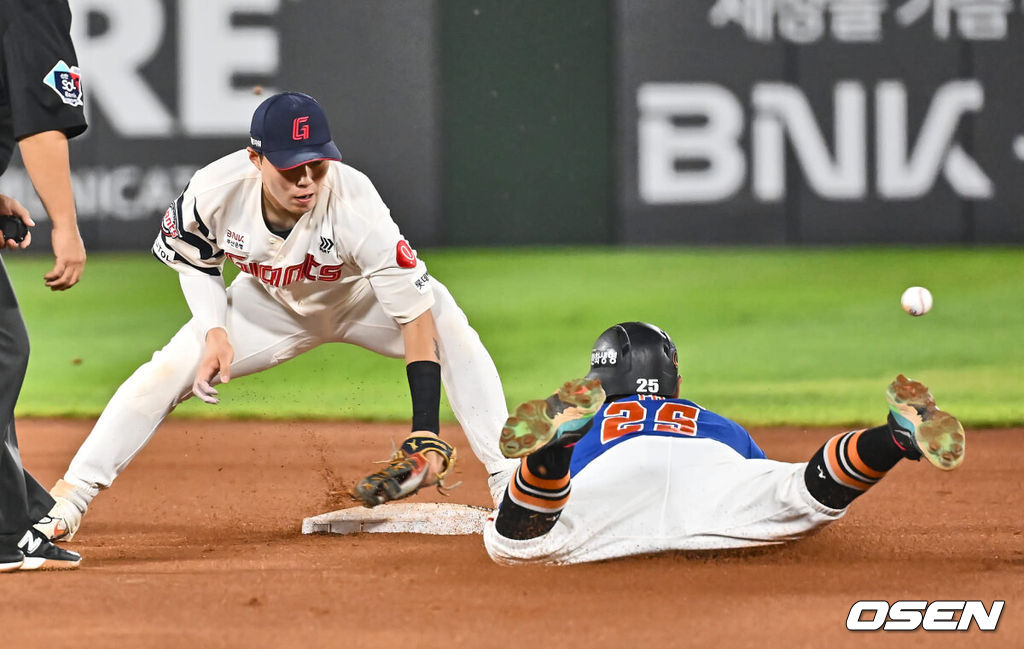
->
[2,419,1021,648]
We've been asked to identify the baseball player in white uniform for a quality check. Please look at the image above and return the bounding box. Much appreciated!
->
[484,322,966,565]
[34,92,516,541]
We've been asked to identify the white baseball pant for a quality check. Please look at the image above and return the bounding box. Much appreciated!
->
[483,436,845,565]
[63,274,517,504]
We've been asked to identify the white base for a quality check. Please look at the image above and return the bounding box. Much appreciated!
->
[301,502,493,536]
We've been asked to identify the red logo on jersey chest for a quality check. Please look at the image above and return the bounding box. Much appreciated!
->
[292,116,310,141]
[225,252,343,287]
[396,240,417,268]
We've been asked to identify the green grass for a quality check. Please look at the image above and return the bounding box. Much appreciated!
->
[5,247,1023,427]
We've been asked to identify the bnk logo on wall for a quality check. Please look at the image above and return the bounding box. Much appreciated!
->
[638,80,999,204]
[636,1,1024,206]
[846,600,1004,631]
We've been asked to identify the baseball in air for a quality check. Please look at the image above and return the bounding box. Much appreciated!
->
[900,286,933,316]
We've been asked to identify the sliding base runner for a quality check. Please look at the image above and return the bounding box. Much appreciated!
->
[484,322,965,565]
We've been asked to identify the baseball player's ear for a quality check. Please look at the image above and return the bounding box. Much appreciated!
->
[247,147,262,168]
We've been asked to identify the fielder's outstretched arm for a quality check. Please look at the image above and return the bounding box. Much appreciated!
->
[179,273,231,404]
[350,309,456,506]
[154,179,231,405]
[400,310,445,476]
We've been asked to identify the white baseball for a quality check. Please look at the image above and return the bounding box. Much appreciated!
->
[901,286,933,316]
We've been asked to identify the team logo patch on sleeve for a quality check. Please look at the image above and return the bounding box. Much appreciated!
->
[396,240,417,268]
[160,208,181,238]
[43,61,84,107]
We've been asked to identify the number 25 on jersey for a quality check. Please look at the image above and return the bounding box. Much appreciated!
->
[600,400,699,444]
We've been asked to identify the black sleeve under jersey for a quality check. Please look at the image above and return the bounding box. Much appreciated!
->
[0,0,87,173]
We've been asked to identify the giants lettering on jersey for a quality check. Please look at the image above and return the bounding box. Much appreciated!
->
[225,252,343,287]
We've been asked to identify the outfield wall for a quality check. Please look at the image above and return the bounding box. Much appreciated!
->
[0,0,444,249]
[1,0,1020,250]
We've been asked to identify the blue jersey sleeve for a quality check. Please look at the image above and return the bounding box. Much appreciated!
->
[693,407,766,460]
[730,419,766,459]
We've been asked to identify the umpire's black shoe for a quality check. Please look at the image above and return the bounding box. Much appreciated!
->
[16,528,81,570]
[0,547,25,573]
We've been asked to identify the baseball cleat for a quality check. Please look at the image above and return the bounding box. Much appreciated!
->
[886,374,965,470]
[34,482,86,542]
[500,378,606,458]
[0,548,25,573]
[16,528,81,571]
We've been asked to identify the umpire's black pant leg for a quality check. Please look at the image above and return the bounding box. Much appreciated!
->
[0,257,53,539]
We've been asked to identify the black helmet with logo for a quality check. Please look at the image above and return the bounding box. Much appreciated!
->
[585,322,679,400]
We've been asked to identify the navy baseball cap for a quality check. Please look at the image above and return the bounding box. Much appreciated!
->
[249,92,342,170]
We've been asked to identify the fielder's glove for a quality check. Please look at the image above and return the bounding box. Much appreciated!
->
[353,434,457,507]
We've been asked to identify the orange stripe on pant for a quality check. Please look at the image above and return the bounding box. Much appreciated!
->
[824,434,873,491]
[519,459,571,491]
[508,462,570,512]
[508,479,570,511]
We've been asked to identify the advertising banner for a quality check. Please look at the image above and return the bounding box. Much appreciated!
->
[0,0,441,250]
[615,1,1024,244]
